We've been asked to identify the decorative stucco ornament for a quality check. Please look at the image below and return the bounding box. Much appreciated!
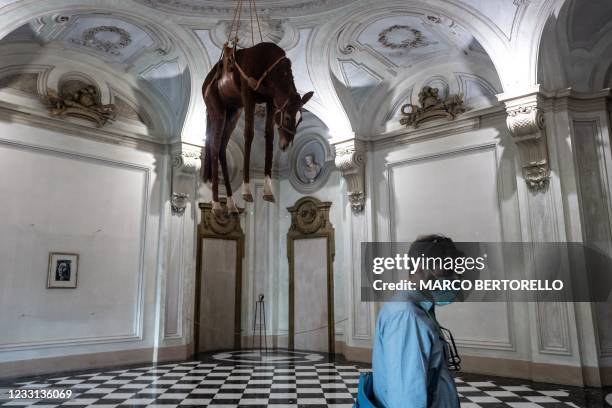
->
[400,86,466,128]
[42,84,116,127]
[378,25,430,50]
[73,26,132,56]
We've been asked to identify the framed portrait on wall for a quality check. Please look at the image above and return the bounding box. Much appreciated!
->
[47,252,79,289]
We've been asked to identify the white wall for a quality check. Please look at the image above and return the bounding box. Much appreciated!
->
[0,118,169,372]
[370,112,532,362]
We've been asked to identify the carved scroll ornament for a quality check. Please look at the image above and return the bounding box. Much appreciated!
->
[42,84,116,127]
[334,140,366,213]
[199,201,244,238]
[506,104,549,191]
[400,86,466,128]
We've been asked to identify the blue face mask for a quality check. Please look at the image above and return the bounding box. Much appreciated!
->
[432,290,459,306]
[431,277,461,306]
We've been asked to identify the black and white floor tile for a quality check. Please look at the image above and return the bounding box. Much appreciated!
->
[0,350,610,407]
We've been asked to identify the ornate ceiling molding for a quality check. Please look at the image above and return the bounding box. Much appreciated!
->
[75,25,132,56]
[378,25,432,50]
[208,19,299,51]
[136,0,354,17]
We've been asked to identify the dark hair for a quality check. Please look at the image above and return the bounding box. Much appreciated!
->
[408,234,464,275]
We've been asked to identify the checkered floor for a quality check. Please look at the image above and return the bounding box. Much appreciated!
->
[0,350,610,407]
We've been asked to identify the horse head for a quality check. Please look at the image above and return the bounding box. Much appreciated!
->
[275,90,314,151]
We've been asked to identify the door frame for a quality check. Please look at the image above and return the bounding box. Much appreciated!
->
[194,201,245,354]
[287,196,335,353]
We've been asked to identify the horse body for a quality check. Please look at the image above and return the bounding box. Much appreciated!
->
[202,42,313,215]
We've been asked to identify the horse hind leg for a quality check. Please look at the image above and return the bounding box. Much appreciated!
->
[262,101,276,203]
[241,85,255,203]
[242,179,254,203]
[262,176,275,203]
[220,108,241,215]
[203,83,226,216]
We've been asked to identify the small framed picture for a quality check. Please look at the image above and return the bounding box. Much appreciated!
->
[48,252,79,289]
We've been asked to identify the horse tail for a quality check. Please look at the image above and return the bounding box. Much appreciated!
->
[203,112,213,183]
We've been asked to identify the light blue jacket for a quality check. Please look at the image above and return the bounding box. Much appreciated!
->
[372,300,460,408]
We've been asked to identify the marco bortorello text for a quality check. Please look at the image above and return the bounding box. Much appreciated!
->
[361,242,612,303]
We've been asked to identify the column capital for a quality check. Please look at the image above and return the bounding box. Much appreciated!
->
[498,88,550,192]
[171,142,202,175]
[170,142,202,215]
[333,138,368,213]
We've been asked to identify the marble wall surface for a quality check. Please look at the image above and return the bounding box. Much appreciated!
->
[198,238,238,352]
[0,118,170,377]
[293,237,330,352]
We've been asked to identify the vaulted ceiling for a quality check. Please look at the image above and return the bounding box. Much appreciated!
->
[0,0,607,146]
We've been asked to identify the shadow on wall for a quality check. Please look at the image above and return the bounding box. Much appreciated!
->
[538,0,612,92]
[330,70,393,138]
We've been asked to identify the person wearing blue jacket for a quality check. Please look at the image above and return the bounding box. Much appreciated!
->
[372,235,462,408]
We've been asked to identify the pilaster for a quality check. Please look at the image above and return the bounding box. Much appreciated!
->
[162,142,202,347]
[333,138,375,349]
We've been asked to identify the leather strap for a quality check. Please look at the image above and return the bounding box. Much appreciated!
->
[230,48,298,135]
[233,52,287,92]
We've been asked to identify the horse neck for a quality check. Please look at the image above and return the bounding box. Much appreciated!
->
[270,83,297,109]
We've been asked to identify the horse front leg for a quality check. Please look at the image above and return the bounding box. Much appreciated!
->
[220,108,241,214]
[241,91,255,203]
[263,101,275,203]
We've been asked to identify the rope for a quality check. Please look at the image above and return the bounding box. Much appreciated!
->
[251,0,263,43]
[249,0,254,46]
[226,0,264,48]
[227,0,242,45]
[235,0,243,44]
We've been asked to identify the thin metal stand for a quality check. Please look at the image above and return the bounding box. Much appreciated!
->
[251,294,267,351]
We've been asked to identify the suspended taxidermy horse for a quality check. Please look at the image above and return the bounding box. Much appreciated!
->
[202,41,314,215]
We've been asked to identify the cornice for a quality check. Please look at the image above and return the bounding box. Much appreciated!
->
[0,103,168,151]
[371,104,505,150]
[499,87,612,113]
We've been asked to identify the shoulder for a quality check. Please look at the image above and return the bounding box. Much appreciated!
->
[379,301,421,317]
[378,302,437,333]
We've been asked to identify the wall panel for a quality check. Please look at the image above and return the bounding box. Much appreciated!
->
[385,144,514,351]
[0,141,149,350]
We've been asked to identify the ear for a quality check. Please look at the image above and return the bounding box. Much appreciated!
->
[301,91,314,105]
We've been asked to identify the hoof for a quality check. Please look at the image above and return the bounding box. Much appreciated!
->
[227,197,239,214]
[242,193,254,203]
[263,194,276,203]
